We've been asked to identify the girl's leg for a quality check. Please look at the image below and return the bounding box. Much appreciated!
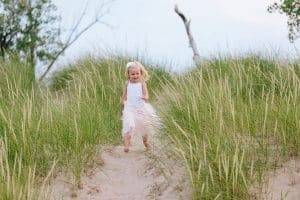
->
[124,134,131,153]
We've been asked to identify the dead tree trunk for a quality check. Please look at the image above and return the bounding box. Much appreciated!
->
[174,4,200,65]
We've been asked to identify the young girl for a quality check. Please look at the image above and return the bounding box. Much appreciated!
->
[120,61,157,153]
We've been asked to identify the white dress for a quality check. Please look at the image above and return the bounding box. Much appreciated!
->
[122,82,159,138]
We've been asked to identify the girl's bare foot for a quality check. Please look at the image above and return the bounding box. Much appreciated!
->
[143,140,150,150]
[124,134,131,153]
[142,135,150,150]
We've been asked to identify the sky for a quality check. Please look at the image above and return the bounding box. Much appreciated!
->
[46,0,300,74]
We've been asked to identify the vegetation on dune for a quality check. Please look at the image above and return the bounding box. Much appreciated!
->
[156,55,300,199]
[1,0,299,199]
[0,56,170,199]
[0,54,299,199]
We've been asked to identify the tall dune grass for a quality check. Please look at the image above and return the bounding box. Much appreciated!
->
[0,57,170,199]
[157,56,300,199]
[0,59,45,199]
[1,54,298,199]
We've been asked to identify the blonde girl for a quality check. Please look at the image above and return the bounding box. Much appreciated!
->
[120,61,157,153]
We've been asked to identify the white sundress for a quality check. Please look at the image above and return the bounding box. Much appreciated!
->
[121,82,159,138]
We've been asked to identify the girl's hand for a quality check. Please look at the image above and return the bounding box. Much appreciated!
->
[120,97,125,106]
[141,95,148,101]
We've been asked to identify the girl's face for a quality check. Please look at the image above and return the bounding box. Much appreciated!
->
[128,67,141,83]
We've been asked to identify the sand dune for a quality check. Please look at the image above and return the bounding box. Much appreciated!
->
[47,135,191,200]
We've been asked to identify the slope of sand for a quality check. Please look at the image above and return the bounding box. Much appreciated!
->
[264,159,300,200]
[252,159,300,200]
[47,135,192,200]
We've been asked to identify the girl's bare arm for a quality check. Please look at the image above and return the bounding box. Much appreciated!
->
[141,82,149,101]
[120,82,128,106]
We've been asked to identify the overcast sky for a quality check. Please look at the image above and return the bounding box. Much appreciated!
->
[48,0,300,73]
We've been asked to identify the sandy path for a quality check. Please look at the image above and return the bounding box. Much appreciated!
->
[47,135,191,200]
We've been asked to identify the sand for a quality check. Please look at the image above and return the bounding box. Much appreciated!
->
[46,135,192,200]
[264,159,300,200]
[252,159,300,200]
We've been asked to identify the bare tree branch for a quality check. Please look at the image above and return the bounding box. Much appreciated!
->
[38,0,114,82]
[174,4,200,65]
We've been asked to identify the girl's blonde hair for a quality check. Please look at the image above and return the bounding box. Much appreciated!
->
[126,61,149,81]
